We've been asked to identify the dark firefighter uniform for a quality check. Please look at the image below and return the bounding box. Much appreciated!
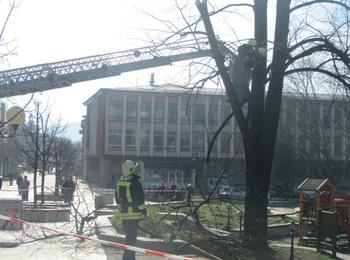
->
[116,174,146,260]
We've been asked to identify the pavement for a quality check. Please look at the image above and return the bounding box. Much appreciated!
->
[0,174,184,259]
[1,175,348,259]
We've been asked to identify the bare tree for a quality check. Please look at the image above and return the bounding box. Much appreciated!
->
[16,102,65,206]
[0,0,18,64]
[148,0,350,246]
[52,137,81,196]
[280,71,350,185]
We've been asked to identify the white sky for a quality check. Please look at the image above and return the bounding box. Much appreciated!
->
[0,0,260,123]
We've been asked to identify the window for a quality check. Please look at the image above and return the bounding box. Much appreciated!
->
[126,101,137,122]
[154,102,165,123]
[86,105,90,149]
[168,103,177,124]
[346,111,350,131]
[107,128,122,152]
[108,100,123,122]
[298,109,308,129]
[193,131,204,153]
[222,132,232,153]
[140,130,150,151]
[154,131,164,151]
[167,131,177,152]
[180,103,191,123]
[108,129,122,145]
[194,103,205,125]
[140,101,151,123]
[222,104,232,122]
[335,109,344,130]
[126,130,136,151]
[209,102,218,125]
[322,107,331,129]
[181,132,190,152]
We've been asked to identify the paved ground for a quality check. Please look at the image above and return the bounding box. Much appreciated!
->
[0,174,167,259]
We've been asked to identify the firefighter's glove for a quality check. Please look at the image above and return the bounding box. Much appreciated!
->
[140,209,147,216]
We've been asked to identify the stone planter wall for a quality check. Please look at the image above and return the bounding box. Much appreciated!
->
[23,206,70,222]
[35,193,64,202]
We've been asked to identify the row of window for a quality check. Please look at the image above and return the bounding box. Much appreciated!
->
[284,102,350,131]
[108,98,232,125]
[107,129,241,154]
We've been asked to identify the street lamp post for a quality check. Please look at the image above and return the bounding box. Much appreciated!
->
[0,106,25,138]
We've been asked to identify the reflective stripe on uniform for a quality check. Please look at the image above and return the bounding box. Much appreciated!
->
[116,180,143,220]
[116,181,132,203]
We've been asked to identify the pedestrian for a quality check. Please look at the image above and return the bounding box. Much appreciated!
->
[159,182,166,202]
[16,175,23,195]
[20,176,30,201]
[62,176,76,203]
[170,182,177,201]
[9,174,13,186]
[0,175,3,190]
[186,183,194,202]
[115,160,147,260]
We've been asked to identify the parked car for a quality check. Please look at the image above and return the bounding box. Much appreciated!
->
[337,186,350,196]
[218,186,246,201]
[268,185,298,200]
[207,176,229,193]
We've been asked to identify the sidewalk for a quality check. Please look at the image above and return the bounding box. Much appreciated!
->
[0,175,176,259]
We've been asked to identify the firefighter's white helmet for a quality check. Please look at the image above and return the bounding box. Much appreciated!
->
[122,160,138,176]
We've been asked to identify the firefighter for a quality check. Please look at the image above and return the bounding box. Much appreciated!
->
[115,160,147,260]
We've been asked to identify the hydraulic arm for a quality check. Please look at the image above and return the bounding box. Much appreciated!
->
[0,38,212,98]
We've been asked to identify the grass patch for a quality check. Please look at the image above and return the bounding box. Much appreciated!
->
[114,201,297,233]
[112,203,335,259]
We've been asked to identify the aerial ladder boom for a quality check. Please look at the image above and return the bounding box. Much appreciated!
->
[0,38,212,98]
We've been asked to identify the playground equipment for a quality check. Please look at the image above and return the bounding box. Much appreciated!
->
[297,178,350,256]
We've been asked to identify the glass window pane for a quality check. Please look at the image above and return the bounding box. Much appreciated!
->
[126,101,137,122]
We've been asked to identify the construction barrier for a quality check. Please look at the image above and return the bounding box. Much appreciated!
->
[0,214,192,259]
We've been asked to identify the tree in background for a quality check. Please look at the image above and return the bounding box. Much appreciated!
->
[16,102,65,206]
[281,71,350,185]
[0,0,18,64]
[52,137,81,196]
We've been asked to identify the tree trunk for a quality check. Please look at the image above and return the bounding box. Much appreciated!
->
[40,171,45,204]
[243,161,269,246]
[55,172,60,196]
[243,0,291,246]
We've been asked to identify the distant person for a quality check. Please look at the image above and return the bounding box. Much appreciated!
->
[159,182,166,202]
[186,183,194,202]
[0,175,3,190]
[16,175,23,195]
[20,176,30,201]
[9,174,14,186]
[62,176,76,203]
[170,182,177,201]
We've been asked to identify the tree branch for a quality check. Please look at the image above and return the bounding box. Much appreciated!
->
[285,67,350,87]
[291,0,350,13]
[196,0,247,134]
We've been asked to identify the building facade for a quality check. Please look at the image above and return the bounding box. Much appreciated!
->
[82,87,350,189]
[82,87,245,188]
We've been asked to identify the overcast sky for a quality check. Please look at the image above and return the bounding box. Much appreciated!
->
[1,0,258,123]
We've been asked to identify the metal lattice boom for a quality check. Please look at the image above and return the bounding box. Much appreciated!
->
[0,38,212,98]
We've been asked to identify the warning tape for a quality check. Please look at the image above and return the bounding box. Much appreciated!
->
[0,214,192,259]
[2,187,186,193]
[145,190,184,193]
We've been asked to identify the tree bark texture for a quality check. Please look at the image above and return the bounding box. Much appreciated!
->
[197,0,291,246]
[244,0,291,246]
